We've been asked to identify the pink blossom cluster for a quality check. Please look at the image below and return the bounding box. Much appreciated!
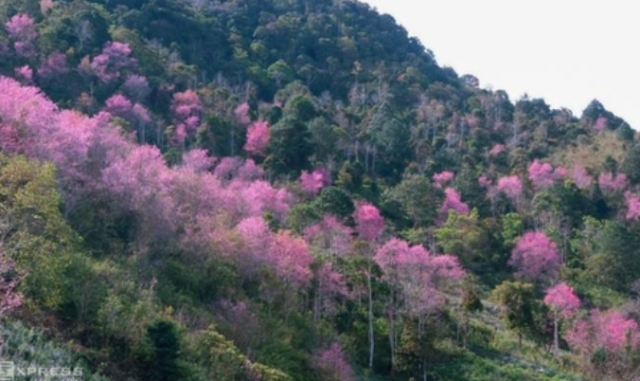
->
[244,120,270,155]
[543,282,580,318]
[300,167,331,195]
[433,170,455,188]
[354,202,384,243]
[598,172,628,194]
[509,231,560,281]
[496,175,523,202]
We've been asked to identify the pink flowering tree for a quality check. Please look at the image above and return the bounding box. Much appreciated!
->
[374,238,411,368]
[625,191,640,220]
[233,102,251,125]
[5,13,38,58]
[354,202,384,243]
[496,175,523,204]
[509,231,560,282]
[180,149,216,174]
[489,144,505,156]
[171,90,202,145]
[304,215,352,321]
[566,309,640,379]
[543,282,580,354]
[266,231,314,309]
[312,262,349,321]
[439,188,469,223]
[300,167,331,195]
[572,165,592,190]
[553,165,568,181]
[528,159,555,190]
[303,215,352,257]
[14,65,32,84]
[592,116,607,131]
[91,42,137,83]
[478,175,492,188]
[104,94,152,140]
[433,170,455,188]
[312,342,356,381]
[354,202,384,369]
[598,172,628,195]
[121,74,150,102]
[102,145,176,250]
[244,120,270,156]
[37,51,68,84]
[374,238,465,371]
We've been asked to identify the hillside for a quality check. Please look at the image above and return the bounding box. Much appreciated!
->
[0,1,639,380]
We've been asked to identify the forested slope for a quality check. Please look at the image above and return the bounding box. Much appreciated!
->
[0,1,639,380]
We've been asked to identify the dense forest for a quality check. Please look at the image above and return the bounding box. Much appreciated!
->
[0,0,639,380]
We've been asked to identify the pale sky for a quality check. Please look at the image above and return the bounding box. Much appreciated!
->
[362,0,640,129]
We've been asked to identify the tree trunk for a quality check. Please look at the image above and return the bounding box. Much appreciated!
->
[388,297,396,372]
[553,311,559,355]
[367,269,375,370]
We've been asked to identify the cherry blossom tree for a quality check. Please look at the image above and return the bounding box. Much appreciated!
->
[37,51,68,84]
[509,231,560,282]
[439,188,469,222]
[233,102,251,125]
[101,145,176,250]
[91,42,137,83]
[496,175,523,203]
[432,170,454,188]
[478,175,492,188]
[528,159,555,190]
[303,215,352,257]
[171,90,202,145]
[489,144,505,156]
[180,149,216,174]
[625,191,640,220]
[312,342,356,381]
[300,167,331,195]
[5,13,37,58]
[374,238,464,371]
[543,282,580,354]
[592,116,607,131]
[572,165,592,190]
[354,202,384,369]
[244,120,270,156]
[268,231,313,291]
[566,309,640,379]
[312,262,349,321]
[598,172,628,194]
[14,65,32,84]
[553,165,568,181]
[121,74,150,102]
[354,202,384,243]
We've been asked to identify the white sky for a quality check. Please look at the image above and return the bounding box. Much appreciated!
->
[362,0,640,129]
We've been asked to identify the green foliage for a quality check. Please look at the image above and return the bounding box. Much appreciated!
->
[0,320,111,380]
[436,209,491,273]
[145,319,182,381]
[312,186,355,220]
[583,220,640,292]
[190,326,293,381]
[501,213,524,249]
[491,281,540,346]
[381,174,441,229]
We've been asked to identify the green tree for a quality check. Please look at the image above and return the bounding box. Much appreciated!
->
[491,281,538,347]
[435,209,490,273]
[146,319,182,381]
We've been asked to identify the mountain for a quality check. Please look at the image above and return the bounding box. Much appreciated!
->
[0,1,639,380]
